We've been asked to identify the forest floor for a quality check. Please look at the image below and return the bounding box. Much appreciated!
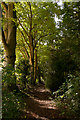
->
[21,84,69,120]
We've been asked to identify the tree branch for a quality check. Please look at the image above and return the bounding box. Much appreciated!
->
[34,34,48,49]
[18,27,29,48]
[18,47,26,60]
[18,20,29,38]
[29,2,32,33]
[23,46,30,59]
[2,2,8,13]
[2,28,7,48]
[20,35,30,59]
[33,30,37,40]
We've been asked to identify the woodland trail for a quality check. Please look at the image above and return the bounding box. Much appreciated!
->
[21,84,67,120]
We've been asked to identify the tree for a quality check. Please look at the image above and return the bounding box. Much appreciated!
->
[2,2,16,67]
[60,2,80,66]
[59,2,80,116]
[1,2,19,92]
[15,2,58,85]
[40,2,80,91]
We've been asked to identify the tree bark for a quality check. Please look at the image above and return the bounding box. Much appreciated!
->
[34,48,37,84]
[28,2,35,85]
[29,36,34,84]
[2,3,16,67]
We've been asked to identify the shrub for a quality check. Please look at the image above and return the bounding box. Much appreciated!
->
[54,72,80,119]
[2,90,21,118]
[16,59,30,89]
[45,49,77,91]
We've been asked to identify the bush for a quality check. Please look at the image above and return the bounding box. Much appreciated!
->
[16,59,30,89]
[2,65,17,92]
[2,90,21,118]
[54,72,80,119]
[45,49,77,91]
[2,65,24,118]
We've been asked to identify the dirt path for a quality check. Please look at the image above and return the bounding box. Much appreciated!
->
[21,84,64,120]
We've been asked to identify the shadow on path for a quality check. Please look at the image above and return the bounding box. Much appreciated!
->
[21,84,68,120]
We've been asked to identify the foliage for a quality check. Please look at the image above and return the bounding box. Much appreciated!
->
[54,72,80,119]
[60,2,80,66]
[15,2,60,84]
[2,65,21,118]
[44,2,80,118]
[45,47,77,91]
[16,59,30,89]
[1,1,80,119]
[2,65,16,88]
[37,44,50,80]
[2,90,21,118]
[2,65,28,118]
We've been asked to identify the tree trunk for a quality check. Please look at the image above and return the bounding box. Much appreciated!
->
[37,66,42,84]
[34,48,37,84]
[2,3,16,67]
[6,3,16,67]
[29,37,34,85]
[28,2,35,85]
[2,3,17,92]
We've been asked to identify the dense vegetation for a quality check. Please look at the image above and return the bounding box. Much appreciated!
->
[0,1,80,119]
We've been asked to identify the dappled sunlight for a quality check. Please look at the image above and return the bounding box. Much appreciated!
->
[34,99,57,110]
[21,84,60,120]
[26,111,49,120]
